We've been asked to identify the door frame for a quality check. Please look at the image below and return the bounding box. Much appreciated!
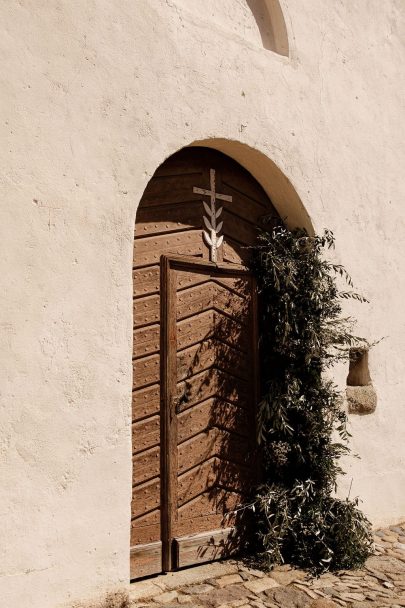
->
[160,254,259,571]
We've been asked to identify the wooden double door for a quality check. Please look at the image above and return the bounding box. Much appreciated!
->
[131,148,278,579]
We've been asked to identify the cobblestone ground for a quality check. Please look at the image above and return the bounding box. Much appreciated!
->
[130,524,405,608]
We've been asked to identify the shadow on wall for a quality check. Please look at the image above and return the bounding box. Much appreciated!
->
[246,0,289,56]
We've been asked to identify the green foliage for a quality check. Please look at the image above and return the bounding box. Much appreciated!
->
[248,226,373,573]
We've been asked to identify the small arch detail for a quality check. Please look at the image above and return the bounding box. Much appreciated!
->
[246,0,289,56]
[169,0,289,56]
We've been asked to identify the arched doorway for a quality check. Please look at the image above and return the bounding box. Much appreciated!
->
[131,147,280,579]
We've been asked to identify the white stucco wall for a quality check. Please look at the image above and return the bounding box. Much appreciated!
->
[0,1,404,606]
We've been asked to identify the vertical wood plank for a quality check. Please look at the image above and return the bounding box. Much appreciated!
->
[160,256,178,572]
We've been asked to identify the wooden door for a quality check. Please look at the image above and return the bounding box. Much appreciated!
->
[162,256,258,570]
[131,147,279,579]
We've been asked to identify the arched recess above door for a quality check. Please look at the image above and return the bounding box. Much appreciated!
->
[168,0,289,56]
[246,0,289,56]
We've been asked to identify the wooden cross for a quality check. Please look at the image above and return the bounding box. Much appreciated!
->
[193,169,232,262]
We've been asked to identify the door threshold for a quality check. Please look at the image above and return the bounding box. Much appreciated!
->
[129,559,240,602]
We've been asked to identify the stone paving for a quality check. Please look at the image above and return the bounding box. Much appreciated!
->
[130,524,405,608]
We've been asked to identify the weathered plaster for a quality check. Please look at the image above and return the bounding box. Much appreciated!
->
[0,1,404,606]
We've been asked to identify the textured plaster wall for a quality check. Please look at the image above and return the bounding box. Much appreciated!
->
[0,1,404,606]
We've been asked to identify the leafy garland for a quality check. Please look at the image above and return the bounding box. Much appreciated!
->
[248,226,374,573]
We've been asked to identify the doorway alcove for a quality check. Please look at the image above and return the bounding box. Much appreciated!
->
[131,147,281,579]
